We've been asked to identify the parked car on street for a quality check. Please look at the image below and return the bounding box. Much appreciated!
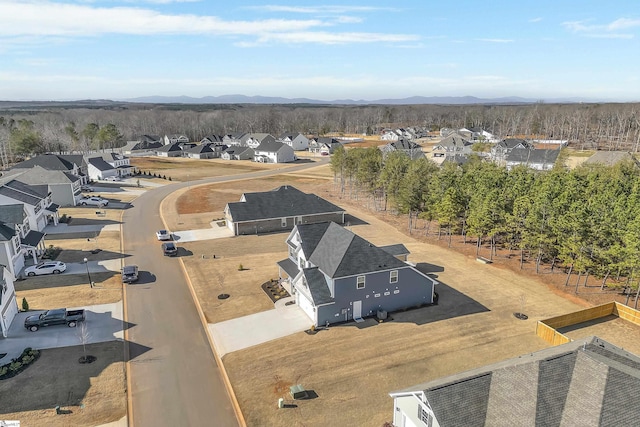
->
[156,229,171,241]
[24,308,85,331]
[162,242,178,257]
[24,261,67,276]
[122,265,139,283]
[79,196,109,206]
[104,176,121,182]
[80,184,94,192]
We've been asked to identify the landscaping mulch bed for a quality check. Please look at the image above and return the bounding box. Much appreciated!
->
[261,280,290,303]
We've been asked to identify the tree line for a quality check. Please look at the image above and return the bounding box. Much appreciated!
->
[1,102,640,165]
[331,147,640,304]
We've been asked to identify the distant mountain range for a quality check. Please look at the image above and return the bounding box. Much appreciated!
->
[123,94,593,105]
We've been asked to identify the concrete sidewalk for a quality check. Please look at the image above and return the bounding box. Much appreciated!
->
[208,297,310,357]
[0,301,124,362]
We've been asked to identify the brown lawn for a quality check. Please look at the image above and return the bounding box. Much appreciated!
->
[0,342,126,426]
[161,171,640,427]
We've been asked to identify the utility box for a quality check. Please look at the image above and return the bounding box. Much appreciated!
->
[290,384,309,400]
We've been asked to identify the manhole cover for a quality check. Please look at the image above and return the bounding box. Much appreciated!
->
[218,293,230,300]
[513,312,528,320]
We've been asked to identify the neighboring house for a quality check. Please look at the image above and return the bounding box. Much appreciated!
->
[1,166,82,206]
[277,221,437,327]
[0,204,29,279]
[505,148,560,171]
[222,132,247,146]
[155,142,184,158]
[242,133,276,149]
[390,336,640,427]
[253,140,296,163]
[277,132,310,151]
[162,134,189,145]
[94,152,134,177]
[200,135,224,144]
[584,150,636,167]
[12,153,88,184]
[0,180,58,232]
[221,146,254,161]
[381,129,400,141]
[458,127,498,142]
[87,157,118,180]
[183,143,215,159]
[0,265,18,337]
[381,128,416,141]
[490,138,533,163]
[121,135,163,154]
[431,133,474,165]
[439,128,456,137]
[224,185,345,235]
[308,137,343,155]
[379,138,424,160]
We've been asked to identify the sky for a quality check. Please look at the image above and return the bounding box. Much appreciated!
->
[1,0,640,102]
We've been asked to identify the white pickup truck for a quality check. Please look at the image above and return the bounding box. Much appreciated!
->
[79,196,109,206]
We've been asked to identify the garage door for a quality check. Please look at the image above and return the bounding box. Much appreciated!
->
[297,292,316,324]
[1,296,18,337]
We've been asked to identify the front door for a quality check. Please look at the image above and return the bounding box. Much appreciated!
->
[353,300,362,320]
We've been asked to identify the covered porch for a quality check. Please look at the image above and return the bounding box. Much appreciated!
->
[21,230,47,265]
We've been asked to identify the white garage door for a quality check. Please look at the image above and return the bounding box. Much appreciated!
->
[297,292,316,324]
[1,297,18,337]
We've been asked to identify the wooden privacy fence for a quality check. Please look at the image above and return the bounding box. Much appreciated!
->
[536,302,640,345]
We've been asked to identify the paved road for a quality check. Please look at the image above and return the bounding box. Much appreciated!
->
[123,159,328,426]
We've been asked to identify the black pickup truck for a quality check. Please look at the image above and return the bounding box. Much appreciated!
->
[24,308,86,332]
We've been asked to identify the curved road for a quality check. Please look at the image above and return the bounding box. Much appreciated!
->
[122,159,329,426]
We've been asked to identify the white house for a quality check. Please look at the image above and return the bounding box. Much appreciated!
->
[0,205,29,279]
[253,140,296,163]
[0,166,83,206]
[87,157,118,181]
[243,133,276,149]
[0,265,18,337]
[277,132,310,151]
[162,134,189,145]
[155,142,184,158]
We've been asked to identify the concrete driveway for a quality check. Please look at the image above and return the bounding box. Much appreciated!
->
[208,297,311,357]
[44,223,120,234]
[0,302,123,362]
[172,222,233,242]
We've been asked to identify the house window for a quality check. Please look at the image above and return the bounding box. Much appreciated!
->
[281,218,287,227]
[390,270,398,283]
[356,276,365,289]
[418,406,433,427]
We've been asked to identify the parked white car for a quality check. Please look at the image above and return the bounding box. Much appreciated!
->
[79,196,109,206]
[25,261,67,276]
[156,229,171,241]
[104,176,121,182]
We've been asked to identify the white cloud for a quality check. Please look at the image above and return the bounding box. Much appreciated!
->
[476,38,514,43]
[0,1,414,45]
[563,17,639,38]
[247,5,397,14]
[529,17,542,23]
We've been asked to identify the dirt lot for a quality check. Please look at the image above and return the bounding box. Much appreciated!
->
[162,172,640,426]
[0,341,126,426]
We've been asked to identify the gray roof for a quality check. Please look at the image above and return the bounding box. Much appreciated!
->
[585,151,635,166]
[391,336,640,427]
[380,244,410,257]
[435,134,473,150]
[122,140,163,152]
[156,142,183,152]
[498,138,531,149]
[88,156,115,172]
[11,154,76,171]
[184,144,213,154]
[254,140,289,153]
[0,204,25,225]
[0,223,16,241]
[21,230,45,247]
[506,148,560,165]
[277,258,300,278]
[302,267,334,305]
[226,186,344,223]
[2,166,79,185]
[296,222,408,278]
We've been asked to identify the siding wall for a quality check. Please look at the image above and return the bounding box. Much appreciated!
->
[317,267,434,325]
[234,212,344,235]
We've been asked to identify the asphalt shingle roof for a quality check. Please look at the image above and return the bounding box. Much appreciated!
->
[0,223,16,241]
[226,186,344,223]
[88,157,115,171]
[506,148,560,165]
[391,337,640,427]
[302,267,334,305]
[254,140,288,153]
[297,221,407,278]
[0,204,25,225]
[11,154,75,171]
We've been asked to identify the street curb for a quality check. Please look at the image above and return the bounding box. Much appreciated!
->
[120,199,133,427]
[159,191,246,427]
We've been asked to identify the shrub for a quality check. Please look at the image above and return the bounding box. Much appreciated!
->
[168,177,172,181]
[0,366,7,377]
[21,355,33,364]
[163,175,166,179]
[9,361,22,372]
[238,264,244,271]
[22,297,29,311]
